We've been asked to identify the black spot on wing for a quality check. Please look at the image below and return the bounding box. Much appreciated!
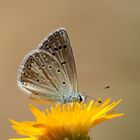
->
[52,53,55,56]
[61,61,67,65]
[63,45,67,49]
[62,81,66,84]
[54,48,58,51]
[48,65,52,69]
[58,46,62,49]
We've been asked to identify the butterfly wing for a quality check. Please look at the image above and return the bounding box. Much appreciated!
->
[39,28,78,93]
[18,28,78,103]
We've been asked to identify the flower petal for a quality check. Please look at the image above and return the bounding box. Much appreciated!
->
[10,99,124,140]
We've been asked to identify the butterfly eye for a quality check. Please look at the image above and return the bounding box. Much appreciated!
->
[79,95,83,102]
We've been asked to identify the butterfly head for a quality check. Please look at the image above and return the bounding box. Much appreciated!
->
[78,94,87,102]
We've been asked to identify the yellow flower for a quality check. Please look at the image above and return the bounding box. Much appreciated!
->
[9,98,124,140]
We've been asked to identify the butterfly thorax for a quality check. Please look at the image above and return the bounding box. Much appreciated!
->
[63,92,85,103]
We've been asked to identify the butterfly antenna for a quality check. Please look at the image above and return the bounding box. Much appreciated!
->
[85,95,102,103]
[82,86,110,103]
[82,86,110,95]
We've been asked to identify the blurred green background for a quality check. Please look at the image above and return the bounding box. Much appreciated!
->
[0,1,139,140]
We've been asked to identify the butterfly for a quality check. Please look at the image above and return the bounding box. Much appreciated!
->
[17,28,86,104]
